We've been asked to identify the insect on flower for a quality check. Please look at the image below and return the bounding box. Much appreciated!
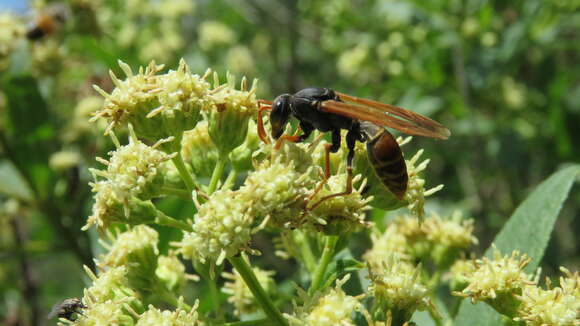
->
[47,297,86,321]
[26,4,68,40]
[257,88,450,207]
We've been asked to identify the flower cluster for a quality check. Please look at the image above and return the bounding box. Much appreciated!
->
[84,127,176,231]
[364,212,477,270]
[74,60,580,326]
[285,275,365,326]
[176,189,254,267]
[450,248,580,325]
[368,255,435,324]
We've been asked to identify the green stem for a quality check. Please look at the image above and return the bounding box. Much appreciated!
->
[428,269,443,290]
[222,169,238,190]
[308,235,338,295]
[155,213,192,232]
[160,186,191,200]
[223,319,275,326]
[294,231,316,273]
[208,157,227,194]
[228,256,287,326]
[209,277,223,320]
[172,153,196,192]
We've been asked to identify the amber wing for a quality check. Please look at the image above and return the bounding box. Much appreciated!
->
[319,92,450,140]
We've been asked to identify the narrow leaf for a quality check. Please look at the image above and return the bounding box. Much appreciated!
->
[454,165,579,326]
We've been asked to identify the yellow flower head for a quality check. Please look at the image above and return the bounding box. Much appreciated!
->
[176,189,254,267]
[454,248,536,317]
[136,302,201,326]
[84,128,176,230]
[513,267,580,325]
[98,226,160,292]
[286,275,365,326]
[369,255,433,323]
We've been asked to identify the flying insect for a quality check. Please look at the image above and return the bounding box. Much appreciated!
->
[257,87,450,206]
[47,297,86,321]
[26,4,68,40]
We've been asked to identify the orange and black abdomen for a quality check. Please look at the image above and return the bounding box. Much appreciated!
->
[366,129,408,199]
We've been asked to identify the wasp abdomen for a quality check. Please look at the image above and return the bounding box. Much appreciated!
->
[366,130,408,199]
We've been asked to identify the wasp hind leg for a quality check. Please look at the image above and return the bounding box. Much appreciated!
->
[307,129,356,211]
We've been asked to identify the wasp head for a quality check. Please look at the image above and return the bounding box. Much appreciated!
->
[269,94,293,139]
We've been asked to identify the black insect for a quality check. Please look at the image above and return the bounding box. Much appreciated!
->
[48,298,86,321]
[257,87,449,205]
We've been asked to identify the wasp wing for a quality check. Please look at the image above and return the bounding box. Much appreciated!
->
[326,92,450,139]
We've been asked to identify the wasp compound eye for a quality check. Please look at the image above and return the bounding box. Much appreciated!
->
[269,94,292,139]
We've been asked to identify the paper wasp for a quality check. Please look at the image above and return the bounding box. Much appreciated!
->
[257,87,450,207]
[47,297,86,321]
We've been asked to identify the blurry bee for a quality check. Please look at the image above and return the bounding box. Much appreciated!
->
[257,88,450,204]
[26,4,68,41]
[47,297,86,321]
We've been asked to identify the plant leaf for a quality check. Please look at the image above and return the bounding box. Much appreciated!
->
[454,165,579,326]
[0,160,33,201]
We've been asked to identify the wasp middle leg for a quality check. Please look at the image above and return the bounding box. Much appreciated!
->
[307,129,358,211]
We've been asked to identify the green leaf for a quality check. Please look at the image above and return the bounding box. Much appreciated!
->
[0,160,33,201]
[1,75,57,198]
[454,165,580,326]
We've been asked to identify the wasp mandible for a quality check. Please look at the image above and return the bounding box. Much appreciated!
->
[257,87,450,208]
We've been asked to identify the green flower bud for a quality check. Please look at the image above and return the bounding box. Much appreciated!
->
[99,226,160,293]
[229,119,261,172]
[92,61,163,136]
[181,121,219,177]
[147,59,209,149]
[82,266,144,316]
[207,72,258,157]
[84,182,167,231]
[369,255,434,324]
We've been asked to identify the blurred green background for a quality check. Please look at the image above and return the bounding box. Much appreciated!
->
[1,0,578,325]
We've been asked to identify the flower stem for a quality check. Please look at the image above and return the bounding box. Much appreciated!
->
[208,277,223,320]
[160,186,191,200]
[228,256,287,326]
[222,169,238,190]
[308,235,338,295]
[155,212,192,232]
[294,230,316,273]
[208,157,227,194]
[171,153,196,192]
